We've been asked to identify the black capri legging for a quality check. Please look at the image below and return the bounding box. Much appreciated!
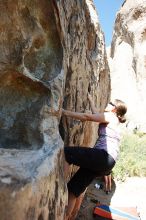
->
[64,146,115,197]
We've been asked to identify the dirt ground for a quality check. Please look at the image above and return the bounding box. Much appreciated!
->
[76,177,146,220]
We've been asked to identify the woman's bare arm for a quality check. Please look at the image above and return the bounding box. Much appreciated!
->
[62,109,109,123]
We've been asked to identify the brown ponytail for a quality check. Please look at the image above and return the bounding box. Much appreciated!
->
[117,115,126,123]
[114,99,127,123]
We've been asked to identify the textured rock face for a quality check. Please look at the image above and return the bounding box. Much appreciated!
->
[58,0,110,147]
[0,1,66,219]
[109,0,146,132]
[0,0,110,219]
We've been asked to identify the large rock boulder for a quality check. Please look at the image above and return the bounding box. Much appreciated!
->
[109,0,146,132]
[58,0,110,147]
[0,0,110,219]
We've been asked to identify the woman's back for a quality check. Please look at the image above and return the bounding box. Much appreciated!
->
[95,113,120,161]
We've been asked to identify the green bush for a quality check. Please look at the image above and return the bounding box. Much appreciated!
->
[113,132,146,181]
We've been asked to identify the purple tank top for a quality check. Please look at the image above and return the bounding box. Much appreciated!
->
[94,123,120,161]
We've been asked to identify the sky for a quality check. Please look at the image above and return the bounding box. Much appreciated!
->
[93,0,124,46]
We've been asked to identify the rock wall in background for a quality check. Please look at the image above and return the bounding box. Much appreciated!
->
[109,0,146,132]
[0,0,110,219]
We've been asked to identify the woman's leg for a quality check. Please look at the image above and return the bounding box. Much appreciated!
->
[64,147,115,218]
[70,190,86,220]
[64,146,115,172]
[65,192,77,220]
[65,168,97,220]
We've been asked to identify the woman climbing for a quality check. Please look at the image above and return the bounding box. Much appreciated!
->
[62,93,127,220]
